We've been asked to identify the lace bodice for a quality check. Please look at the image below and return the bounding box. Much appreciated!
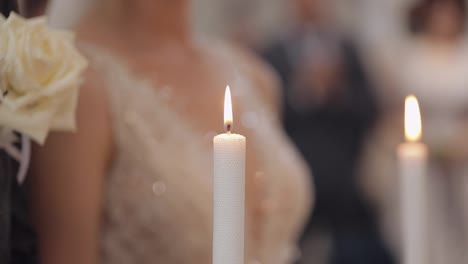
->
[81,43,311,264]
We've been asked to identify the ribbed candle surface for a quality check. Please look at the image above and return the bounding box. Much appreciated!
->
[213,133,246,264]
[398,143,428,264]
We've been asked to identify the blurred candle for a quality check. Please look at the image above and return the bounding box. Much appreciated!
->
[213,86,246,264]
[398,95,428,264]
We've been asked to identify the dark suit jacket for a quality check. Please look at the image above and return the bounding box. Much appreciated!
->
[263,34,395,264]
[0,0,15,17]
[0,150,37,264]
[263,36,379,228]
[0,151,12,263]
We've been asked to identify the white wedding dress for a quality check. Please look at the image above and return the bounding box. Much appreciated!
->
[80,43,311,264]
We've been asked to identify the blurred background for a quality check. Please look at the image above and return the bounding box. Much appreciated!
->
[8,0,468,263]
[194,0,468,263]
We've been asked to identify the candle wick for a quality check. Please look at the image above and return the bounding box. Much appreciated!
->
[226,124,232,134]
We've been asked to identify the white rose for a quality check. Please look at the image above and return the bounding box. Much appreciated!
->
[0,13,88,144]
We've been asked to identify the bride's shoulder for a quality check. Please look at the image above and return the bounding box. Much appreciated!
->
[76,42,110,94]
[211,40,281,112]
[80,51,112,115]
[76,41,131,98]
[72,41,113,131]
[76,41,120,72]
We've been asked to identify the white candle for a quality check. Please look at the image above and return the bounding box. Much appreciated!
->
[398,95,428,264]
[213,86,246,264]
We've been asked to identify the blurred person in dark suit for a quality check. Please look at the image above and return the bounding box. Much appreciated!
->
[262,0,394,263]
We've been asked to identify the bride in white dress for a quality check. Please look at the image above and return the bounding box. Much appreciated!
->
[29,0,312,263]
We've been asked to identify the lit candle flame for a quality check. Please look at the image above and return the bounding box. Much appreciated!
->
[405,95,422,142]
[224,86,233,133]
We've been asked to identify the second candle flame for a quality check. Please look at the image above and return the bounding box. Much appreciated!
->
[224,86,233,133]
[405,95,422,142]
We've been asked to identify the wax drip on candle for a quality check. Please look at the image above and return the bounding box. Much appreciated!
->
[224,86,233,134]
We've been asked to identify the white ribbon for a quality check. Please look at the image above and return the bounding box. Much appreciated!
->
[17,135,30,184]
[3,135,31,184]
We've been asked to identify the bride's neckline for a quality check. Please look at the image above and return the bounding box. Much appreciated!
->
[79,25,206,60]
[80,39,259,141]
